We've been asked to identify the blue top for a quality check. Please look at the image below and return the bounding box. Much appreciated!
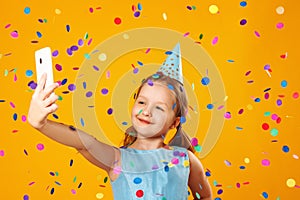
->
[111,146,190,200]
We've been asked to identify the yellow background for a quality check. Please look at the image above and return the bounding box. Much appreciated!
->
[0,0,299,199]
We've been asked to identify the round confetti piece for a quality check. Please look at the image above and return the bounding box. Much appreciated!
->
[23,194,29,200]
[101,88,109,95]
[86,91,93,98]
[136,190,144,198]
[264,111,271,117]
[262,123,269,130]
[0,150,4,157]
[224,112,231,119]
[191,138,198,146]
[217,189,223,195]
[96,193,104,199]
[180,116,186,123]
[201,77,210,85]
[36,31,42,38]
[133,177,142,184]
[13,113,17,121]
[55,8,61,15]
[282,145,289,153]
[107,108,113,115]
[207,103,214,110]
[36,143,44,151]
[89,7,94,13]
[209,5,219,14]
[137,3,142,11]
[276,99,282,106]
[276,22,284,29]
[55,63,62,71]
[240,1,247,7]
[240,19,247,25]
[270,128,279,136]
[133,67,139,74]
[276,6,284,15]
[281,80,287,88]
[114,17,122,25]
[10,31,19,38]
[134,11,141,17]
[244,157,250,164]
[68,84,76,91]
[194,145,202,152]
[286,178,296,188]
[212,36,219,45]
[261,159,270,166]
[271,114,278,120]
[292,92,299,99]
[22,115,27,122]
[98,53,107,61]
[25,70,33,77]
[262,192,268,199]
[71,189,76,194]
[171,158,179,165]
[24,7,31,14]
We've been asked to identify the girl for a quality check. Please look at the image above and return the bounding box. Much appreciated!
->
[28,44,212,199]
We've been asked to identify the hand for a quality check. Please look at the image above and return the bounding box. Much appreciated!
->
[27,73,59,129]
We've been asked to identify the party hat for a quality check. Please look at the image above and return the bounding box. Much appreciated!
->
[158,43,183,84]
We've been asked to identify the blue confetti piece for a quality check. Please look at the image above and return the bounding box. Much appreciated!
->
[201,77,210,86]
[13,113,17,121]
[50,188,55,195]
[70,159,73,166]
[180,116,186,124]
[61,78,68,85]
[262,192,268,199]
[80,118,85,127]
[281,80,287,88]
[83,81,87,89]
[227,59,235,63]
[66,24,70,32]
[137,61,143,66]
[52,113,59,119]
[24,7,31,14]
[93,65,100,71]
[133,177,142,184]
[165,51,173,55]
[137,3,142,10]
[122,121,128,125]
[282,145,289,153]
[25,70,33,77]
[36,31,42,38]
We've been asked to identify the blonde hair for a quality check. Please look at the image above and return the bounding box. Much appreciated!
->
[123,72,195,152]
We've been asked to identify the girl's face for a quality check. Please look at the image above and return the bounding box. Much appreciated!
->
[131,82,179,139]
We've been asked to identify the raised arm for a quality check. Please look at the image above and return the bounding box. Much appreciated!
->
[27,73,118,173]
[188,151,212,200]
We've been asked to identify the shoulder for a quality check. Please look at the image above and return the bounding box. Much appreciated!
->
[187,150,204,170]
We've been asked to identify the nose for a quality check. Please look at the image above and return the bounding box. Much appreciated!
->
[142,106,152,117]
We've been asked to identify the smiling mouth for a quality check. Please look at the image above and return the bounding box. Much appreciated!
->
[138,118,151,125]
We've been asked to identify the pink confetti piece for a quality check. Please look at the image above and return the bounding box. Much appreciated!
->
[254,30,260,37]
[5,24,11,29]
[71,189,76,194]
[28,182,35,186]
[10,102,16,108]
[0,150,4,157]
[21,115,27,122]
[276,22,284,29]
[212,36,219,45]
[145,48,151,54]
[183,32,190,37]
[14,74,17,82]
[87,38,93,46]
[261,159,270,166]
[10,31,19,38]
[36,143,44,151]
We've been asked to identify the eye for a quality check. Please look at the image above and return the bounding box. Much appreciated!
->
[138,101,145,105]
[156,106,164,111]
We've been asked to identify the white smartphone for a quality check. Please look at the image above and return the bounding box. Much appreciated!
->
[35,47,54,89]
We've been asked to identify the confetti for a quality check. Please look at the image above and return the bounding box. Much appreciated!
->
[24,7,31,14]
[114,17,122,25]
[286,178,296,188]
[261,159,270,166]
[209,5,219,14]
[212,36,219,45]
[36,143,44,151]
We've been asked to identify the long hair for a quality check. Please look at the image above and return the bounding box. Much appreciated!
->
[123,72,195,152]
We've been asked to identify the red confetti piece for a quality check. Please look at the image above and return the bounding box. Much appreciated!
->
[114,17,122,25]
